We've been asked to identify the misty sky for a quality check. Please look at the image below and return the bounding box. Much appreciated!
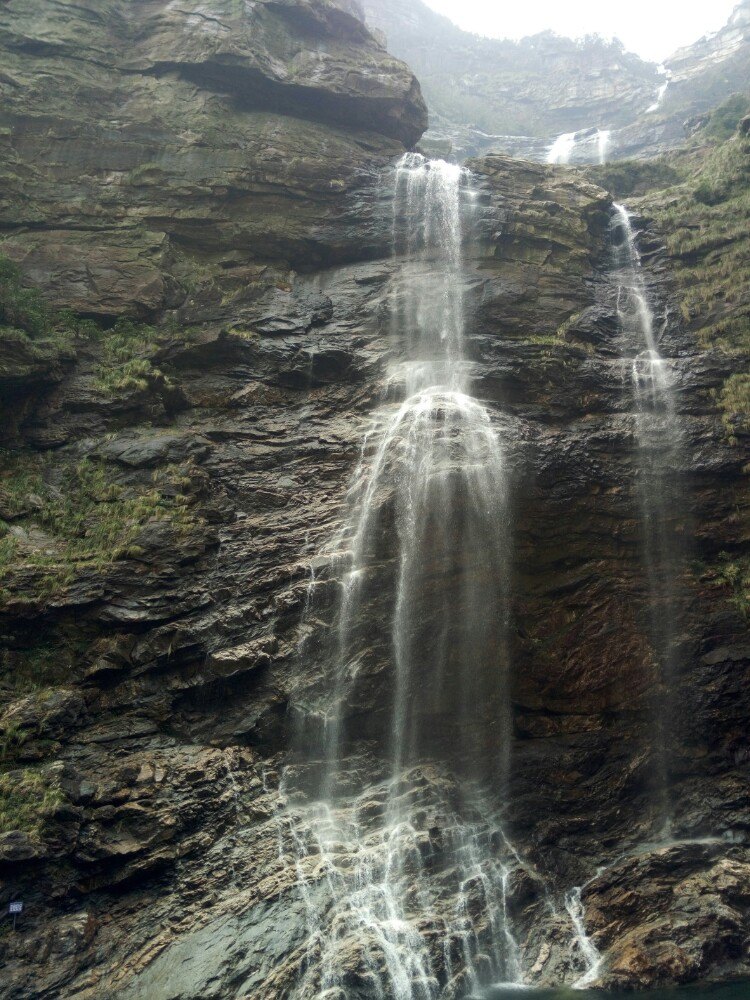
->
[422,0,739,62]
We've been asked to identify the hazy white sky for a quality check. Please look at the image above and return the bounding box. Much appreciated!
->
[422,0,739,62]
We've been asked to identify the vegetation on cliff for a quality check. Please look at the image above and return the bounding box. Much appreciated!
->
[0,258,206,611]
[0,767,63,837]
[0,453,201,598]
[0,254,179,395]
[591,105,750,446]
[709,552,750,619]
[594,105,750,355]
[0,1,748,993]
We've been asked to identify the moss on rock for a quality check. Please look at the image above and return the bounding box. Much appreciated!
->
[631,124,750,355]
[0,452,204,603]
[0,766,64,836]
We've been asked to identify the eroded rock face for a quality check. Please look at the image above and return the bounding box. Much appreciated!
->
[584,842,750,990]
[1,144,748,996]
[0,0,426,315]
[0,7,749,998]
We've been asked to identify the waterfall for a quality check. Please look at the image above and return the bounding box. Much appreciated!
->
[597,130,611,165]
[646,65,671,113]
[611,203,685,836]
[546,131,577,165]
[565,878,604,989]
[281,155,521,999]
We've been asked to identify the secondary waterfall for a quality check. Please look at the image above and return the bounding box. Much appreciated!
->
[597,130,611,165]
[611,203,684,834]
[646,65,671,113]
[280,155,521,999]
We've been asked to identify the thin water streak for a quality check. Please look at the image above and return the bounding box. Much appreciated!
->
[611,201,685,837]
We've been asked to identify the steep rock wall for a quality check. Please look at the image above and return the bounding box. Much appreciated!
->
[0,4,748,998]
[0,0,426,316]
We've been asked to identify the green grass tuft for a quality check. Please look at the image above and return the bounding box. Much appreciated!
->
[708,552,750,619]
[0,767,64,837]
[0,452,202,601]
[636,122,750,355]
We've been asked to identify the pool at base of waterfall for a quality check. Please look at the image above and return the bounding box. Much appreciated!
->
[472,982,750,1000]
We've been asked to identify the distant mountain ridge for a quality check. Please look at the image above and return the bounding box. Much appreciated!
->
[361,0,750,160]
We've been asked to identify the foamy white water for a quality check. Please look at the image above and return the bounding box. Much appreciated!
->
[283,155,522,998]
[646,65,671,113]
[546,131,577,164]
[597,129,612,165]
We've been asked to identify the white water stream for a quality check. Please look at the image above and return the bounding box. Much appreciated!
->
[646,65,671,114]
[282,155,522,999]
[612,202,684,836]
[546,131,577,164]
[597,129,611,165]
[565,878,605,989]
[547,128,612,165]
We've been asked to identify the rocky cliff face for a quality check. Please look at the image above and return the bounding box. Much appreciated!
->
[0,0,426,317]
[361,0,750,162]
[0,2,749,999]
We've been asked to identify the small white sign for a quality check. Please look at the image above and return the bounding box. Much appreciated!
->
[8,902,23,914]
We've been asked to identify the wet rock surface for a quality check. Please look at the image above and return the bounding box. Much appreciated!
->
[584,841,750,990]
[0,4,748,998]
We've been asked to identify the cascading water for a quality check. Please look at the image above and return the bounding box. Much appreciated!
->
[597,130,611,165]
[279,155,522,999]
[646,65,671,113]
[611,202,685,835]
[541,206,689,988]
[546,131,577,165]
[565,876,605,989]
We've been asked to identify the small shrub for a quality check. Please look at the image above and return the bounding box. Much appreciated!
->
[0,256,49,337]
[694,181,725,206]
[587,160,683,199]
[93,317,173,396]
[702,94,750,141]
[710,552,750,618]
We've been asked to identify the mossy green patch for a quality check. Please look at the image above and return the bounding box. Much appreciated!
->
[701,93,750,142]
[0,452,202,602]
[0,767,64,836]
[0,254,183,395]
[715,373,750,444]
[587,159,684,200]
[0,255,95,352]
[0,256,49,338]
[93,317,174,396]
[0,642,78,698]
[635,122,750,355]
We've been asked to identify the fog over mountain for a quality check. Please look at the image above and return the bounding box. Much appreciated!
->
[362,0,750,159]
[420,0,739,62]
